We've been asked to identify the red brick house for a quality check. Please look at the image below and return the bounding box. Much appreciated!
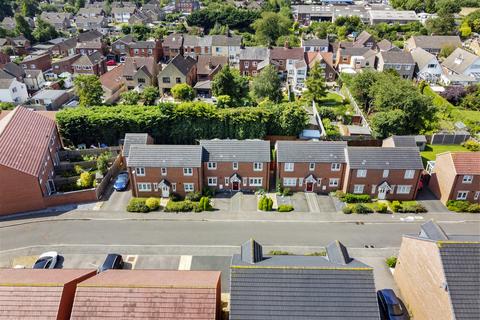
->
[276,141,347,193]
[71,270,221,319]
[127,143,203,198]
[0,269,96,320]
[20,53,52,72]
[52,54,81,75]
[175,0,200,14]
[0,51,10,67]
[269,46,304,74]
[239,47,269,76]
[162,34,184,62]
[343,147,424,200]
[72,51,106,76]
[200,139,271,192]
[128,40,162,63]
[305,51,337,82]
[428,152,480,204]
[0,107,62,216]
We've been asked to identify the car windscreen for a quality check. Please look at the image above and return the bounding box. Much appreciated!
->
[34,258,48,268]
[388,303,404,316]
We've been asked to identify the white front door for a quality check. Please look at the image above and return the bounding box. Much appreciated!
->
[161,185,169,198]
[378,186,387,200]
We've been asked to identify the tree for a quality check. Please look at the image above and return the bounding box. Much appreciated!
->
[459,22,472,38]
[132,24,150,41]
[18,0,39,17]
[74,75,104,107]
[32,18,59,43]
[171,83,195,101]
[252,11,291,46]
[0,102,15,110]
[439,45,456,58]
[142,86,159,105]
[211,65,249,105]
[426,15,456,35]
[121,91,141,105]
[251,65,282,103]
[0,0,13,21]
[460,85,480,111]
[303,62,327,104]
[121,24,131,34]
[14,14,33,41]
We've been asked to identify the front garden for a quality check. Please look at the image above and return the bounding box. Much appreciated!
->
[126,191,213,213]
[446,200,480,213]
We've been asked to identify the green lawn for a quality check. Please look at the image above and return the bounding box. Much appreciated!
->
[421,144,469,166]
[318,92,345,107]
[451,108,480,122]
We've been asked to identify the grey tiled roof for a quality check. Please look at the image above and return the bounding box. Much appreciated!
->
[411,35,461,50]
[122,133,150,157]
[380,51,414,64]
[239,47,268,61]
[442,48,480,75]
[276,141,347,163]
[419,220,448,241]
[346,147,423,170]
[230,240,379,320]
[127,145,202,167]
[389,135,417,148]
[439,243,480,319]
[200,139,270,163]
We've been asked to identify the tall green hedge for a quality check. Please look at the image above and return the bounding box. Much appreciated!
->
[56,102,308,146]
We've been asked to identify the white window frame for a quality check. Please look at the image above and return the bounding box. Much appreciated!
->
[184,183,194,192]
[232,162,238,170]
[136,167,145,176]
[463,175,473,184]
[298,178,303,187]
[242,177,248,186]
[283,178,297,187]
[474,191,479,200]
[382,170,389,178]
[317,178,322,185]
[224,177,229,186]
[284,163,294,172]
[137,183,151,192]
[331,163,341,171]
[207,177,217,186]
[397,185,412,194]
[207,162,217,170]
[161,167,167,176]
[309,162,315,171]
[183,167,193,176]
[371,184,377,194]
[356,169,367,178]
[249,177,263,187]
[329,178,339,187]
[404,170,415,179]
[353,184,364,194]
[456,191,468,200]
[172,183,176,192]
[253,162,263,171]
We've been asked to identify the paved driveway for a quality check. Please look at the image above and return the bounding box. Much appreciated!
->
[100,183,132,212]
[417,189,451,213]
[305,193,337,213]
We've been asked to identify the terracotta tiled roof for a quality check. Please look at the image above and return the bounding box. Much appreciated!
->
[100,64,125,90]
[71,270,220,319]
[0,269,96,320]
[450,152,480,175]
[0,106,57,176]
[270,47,304,60]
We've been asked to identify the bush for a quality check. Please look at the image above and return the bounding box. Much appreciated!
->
[268,250,291,255]
[127,198,150,213]
[165,200,194,212]
[169,192,182,202]
[185,191,202,202]
[400,204,427,213]
[391,201,402,213]
[76,172,94,188]
[467,204,480,213]
[278,204,294,212]
[305,251,326,256]
[447,200,480,213]
[341,193,371,203]
[373,203,389,213]
[342,206,353,214]
[386,256,397,268]
[145,197,160,211]
[258,195,273,211]
[96,152,111,174]
[353,203,373,214]
[202,187,215,197]
[282,188,292,196]
[462,139,480,151]
[74,164,83,175]
[198,196,213,211]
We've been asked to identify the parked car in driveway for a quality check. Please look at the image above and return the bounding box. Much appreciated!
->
[106,60,117,66]
[377,289,409,320]
[113,172,129,191]
[98,253,124,273]
[33,251,58,269]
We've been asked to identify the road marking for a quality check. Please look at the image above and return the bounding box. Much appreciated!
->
[178,255,192,270]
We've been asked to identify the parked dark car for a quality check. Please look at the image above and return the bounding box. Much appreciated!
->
[113,172,129,191]
[377,289,409,320]
[98,254,124,273]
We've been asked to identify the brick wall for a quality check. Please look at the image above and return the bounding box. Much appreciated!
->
[277,162,345,193]
[203,161,270,192]
[43,189,97,207]
[394,237,453,320]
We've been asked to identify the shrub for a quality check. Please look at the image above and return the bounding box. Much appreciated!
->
[198,196,213,211]
[353,203,373,214]
[400,204,427,213]
[342,206,353,214]
[185,191,202,202]
[386,256,397,268]
[169,192,182,202]
[282,188,292,196]
[77,172,94,188]
[373,203,388,213]
[341,193,371,203]
[145,197,160,211]
[74,164,84,175]
[462,139,480,151]
[305,251,326,256]
[258,195,273,211]
[447,200,480,213]
[127,198,150,213]
[467,203,480,213]
[278,204,294,212]
[391,201,402,212]
[268,250,291,255]
[165,200,194,212]
[202,187,215,197]
[96,152,111,174]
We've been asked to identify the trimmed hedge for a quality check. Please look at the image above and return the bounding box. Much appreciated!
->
[447,200,480,213]
[165,200,194,212]
[258,195,273,211]
[56,102,308,146]
[277,204,294,212]
[336,192,371,203]
[391,201,427,213]
[185,191,202,202]
[126,198,150,213]
[145,197,160,211]
[353,203,373,214]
